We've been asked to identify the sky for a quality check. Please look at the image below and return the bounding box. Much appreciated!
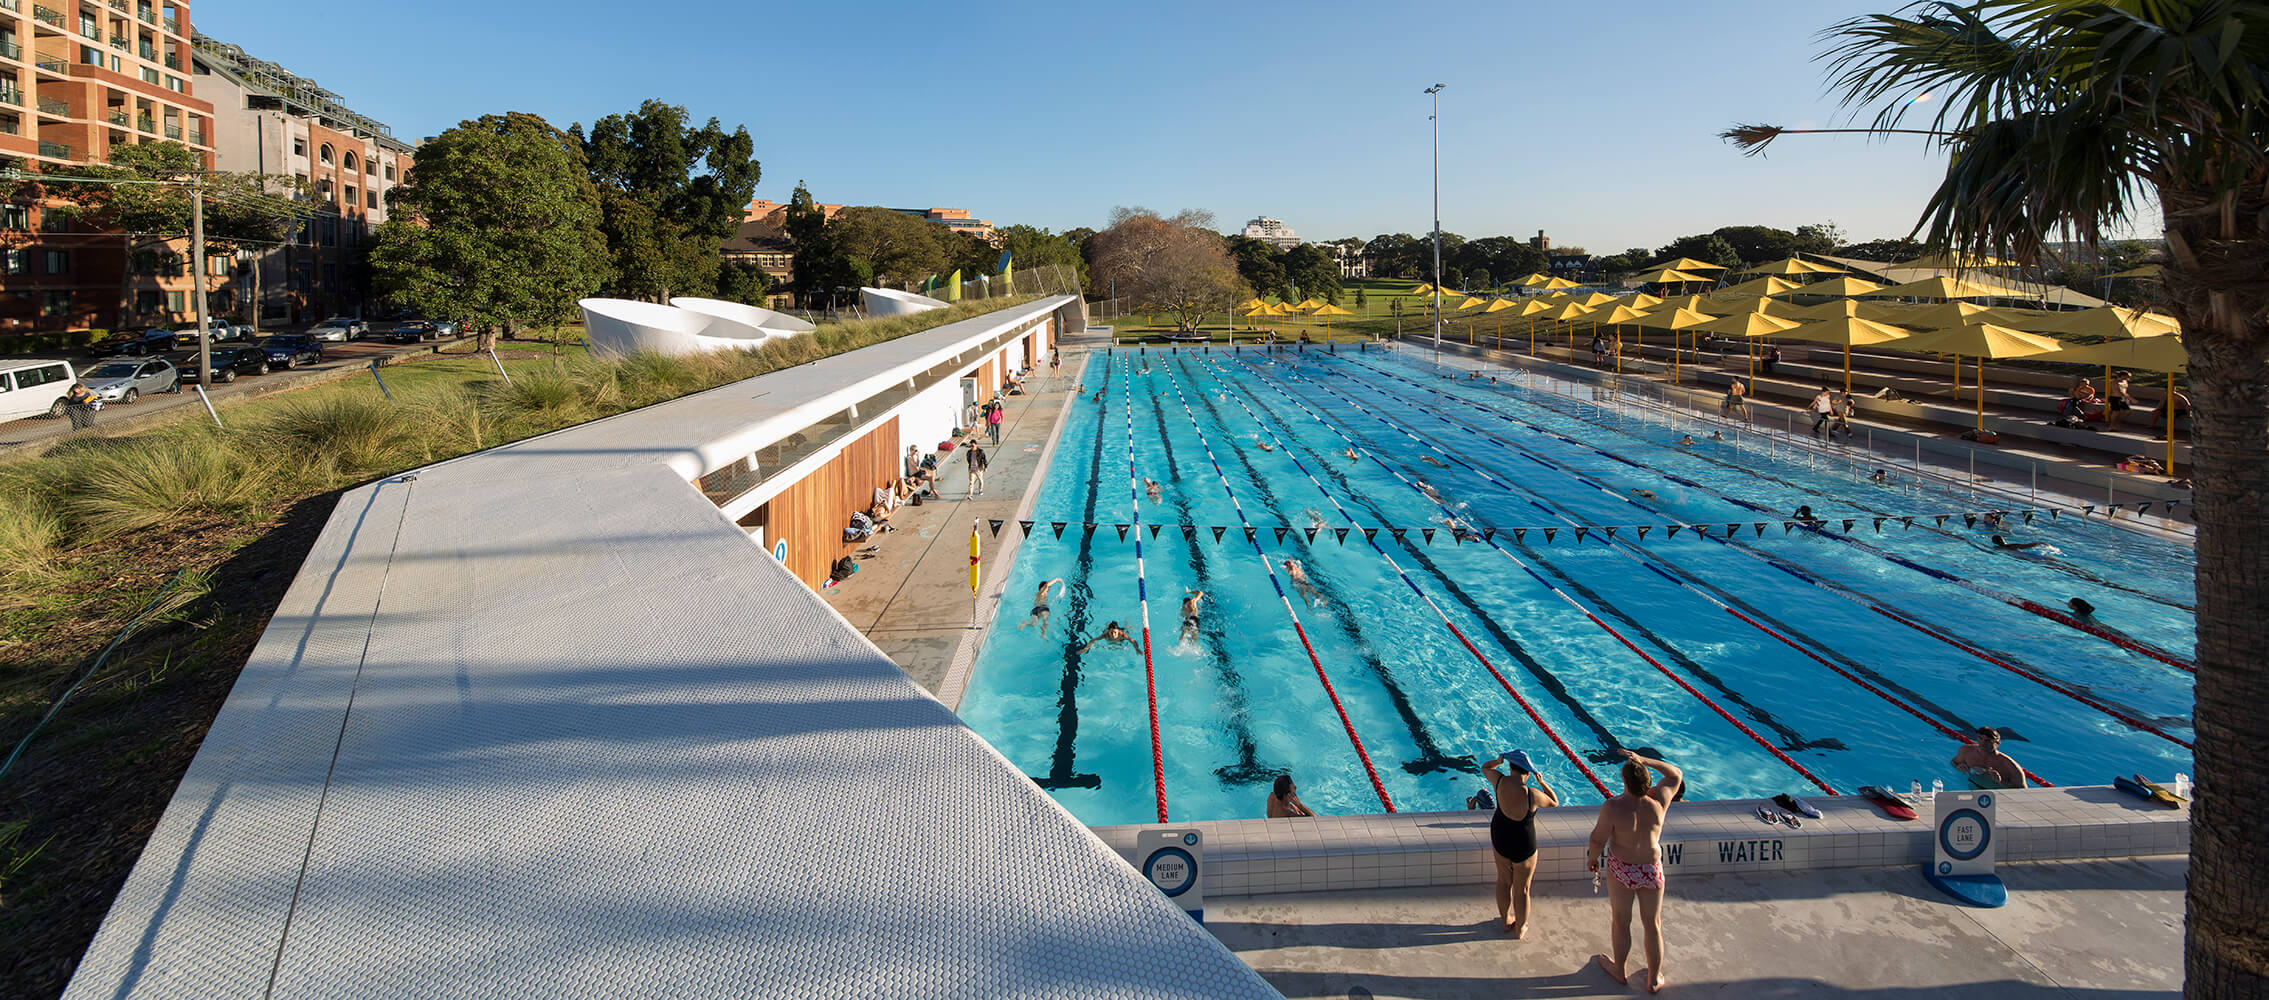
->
[192,0,2152,252]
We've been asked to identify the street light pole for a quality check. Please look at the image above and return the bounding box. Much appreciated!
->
[1425,83,1445,364]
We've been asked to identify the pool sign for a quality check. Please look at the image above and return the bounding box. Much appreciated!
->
[772,538,788,563]
[1925,790,2007,907]
[1135,829,1204,923]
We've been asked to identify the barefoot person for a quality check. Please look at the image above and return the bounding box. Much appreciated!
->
[1589,750,1684,994]
[1484,751,1558,937]
[1266,774,1316,818]
[1283,558,1325,607]
[1019,578,1063,636]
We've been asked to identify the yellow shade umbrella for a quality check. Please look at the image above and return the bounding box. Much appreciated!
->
[1624,292,1665,309]
[1896,323,2065,430]
[1894,251,2014,270]
[1483,296,1523,313]
[1411,283,1437,296]
[1783,298,1912,323]
[1311,303,1351,316]
[1696,294,1807,316]
[1714,275,1803,298]
[1292,298,1326,311]
[1629,305,1716,382]
[2035,305,2181,339]
[1862,275,2030,300]
[1649,293,1713,313]
[1573,291,1619,308]
[1778,316,1914,393]
[1512,272,1555,287]
[1737,257,1846,277]
[2033,336,2189,473]
[1591,304,1653,373]
[1534,276,1582,290]
[1535,301,1596,351]
[1516,297,1560,316]
[1693,310,1805,381]
[1887,300,1998,330]
[1631,267,1713,286]
[1648,257,1729,273]
[1772,275,1887,299]
[1444,294,1484,311]
[1236,297,1265,311]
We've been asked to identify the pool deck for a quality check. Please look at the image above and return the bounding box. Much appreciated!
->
[1212,855,2183,999]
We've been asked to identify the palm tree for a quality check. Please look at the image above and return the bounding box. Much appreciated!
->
[1725,4,2266,994]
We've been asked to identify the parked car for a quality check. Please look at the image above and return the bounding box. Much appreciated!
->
[307,318,369,342]
[0,358,76,422]
[176,345,271,383]
[386,321,440,343]
[257,334,325,369]
[84,329,178,357]
[172,322,243,346]
[79,357,180,403]
[432,319,460,338]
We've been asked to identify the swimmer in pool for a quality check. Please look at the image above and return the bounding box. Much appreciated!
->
[1983,511,2007,529]
[1019,578,1064,636]
[1710,431,1724,441]
[1677,435,1695,447]
[1991,534,2046,551]
[1869,468,1890,484]
[1307,508,1330,531]
[1145,478,1163,502]
[1344,447,1360,460]
[1631,489,1657,499]
[1179,589,1205,642]
[2067,597,2098,619]
[1256,440,1275,452]
[1283,558,1326,607]
[1793,505,1825,528]
[1076,621,1135,654]
[1422,455,1450,467]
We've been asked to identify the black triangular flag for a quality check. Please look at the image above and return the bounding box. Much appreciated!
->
[1604,526,1619,540]
[1963,514,1976,528]
[2050,509,2061,519]
[1390,528,1407,541]
[2022,511,2035,524]
[1901,517,1914,529]
[1842,519,1856,533]
[2136,501,2154,515]
[1115,524,1128,541]
[1244,527,1257,543]
[1636,526,1651,541]
[1482,528,1497,543]
[1543,527,1558,543]
[988,519,1004,537]
[1019,520,1034,537]
[1052,521,1067,539]
[1934,515,1948,527]
[1335,528,1350,544]
[1666,525,1682,540]
[1422,528,1436,544]
[1692,524,1709,537]
[2083,504,2096,515]
[1753,523,1768,537]
[1451,530,1464,544]
[1305,527,1319,544]
[1212,526,1226,542]
[1872,518,1885,532]
[1081,525,1095,540]
[1363,527,1378,541]
[1783,523,1795,535]
[1273,527,1288,543]
[2163,500,2179,513]
[1725,523,1741,538]
[1181,525,1195,540]
[1149,524,1161,538]
[1573,527,1589,543]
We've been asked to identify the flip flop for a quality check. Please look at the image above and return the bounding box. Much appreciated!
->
[1779,812,1804,830]
[1755,807,1778,825]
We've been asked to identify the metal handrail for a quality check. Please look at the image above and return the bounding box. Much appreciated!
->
[33,56,67,74]
[161,121,179,138]
[36,96,67,115]
[31,4,61,26]
[38,140,69,158]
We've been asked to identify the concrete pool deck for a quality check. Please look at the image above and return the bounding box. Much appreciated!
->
[1211,855,2184,999]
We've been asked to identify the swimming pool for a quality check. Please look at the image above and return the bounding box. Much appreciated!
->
[957,347,2197,825]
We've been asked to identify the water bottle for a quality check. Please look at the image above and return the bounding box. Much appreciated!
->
[1910,779,1922,800]
[2176,773,2191,798]
[1931,778,1945,795]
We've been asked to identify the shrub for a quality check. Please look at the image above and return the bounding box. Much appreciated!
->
[263,395,416,474]
[58,433,267,540]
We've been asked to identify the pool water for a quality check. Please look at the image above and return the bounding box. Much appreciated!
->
[957,348,2197,825]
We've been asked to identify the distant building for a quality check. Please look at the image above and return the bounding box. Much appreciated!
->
[720,222,795,285]
[1328,242,1369,279]
[741,200,995,244]
[1242,217,1301,250]
[1529,229,1550,252]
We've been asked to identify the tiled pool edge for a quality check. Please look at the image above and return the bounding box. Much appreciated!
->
[1093,785,2186,897]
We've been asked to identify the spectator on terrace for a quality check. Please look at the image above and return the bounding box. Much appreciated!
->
[844,510,876,543]
[2150,389,2191,428]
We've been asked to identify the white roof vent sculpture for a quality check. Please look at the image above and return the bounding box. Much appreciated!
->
[578,298,778,358]
[860,287,949,317]
[668,296,817,338]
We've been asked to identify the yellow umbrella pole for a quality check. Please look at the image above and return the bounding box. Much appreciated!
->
[2168,371,2177,475]
[968,520,981,626]
[1673,332,1680,384]
[1844,344,1852,395]
[1976,356,1986,431]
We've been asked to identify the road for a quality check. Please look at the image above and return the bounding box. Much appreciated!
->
[0,322,460,448]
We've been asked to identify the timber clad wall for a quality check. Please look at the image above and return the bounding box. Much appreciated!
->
[750,417,899,589]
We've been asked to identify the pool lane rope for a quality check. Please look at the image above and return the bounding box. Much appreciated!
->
[1353,356,2198,674]
[1183,356,1613,799]
[1217,354,1840,796]
[1317,356,2192,755]
[1290,359,2063,785]
[1121,357,1169,822]
[1155,362,1398,813]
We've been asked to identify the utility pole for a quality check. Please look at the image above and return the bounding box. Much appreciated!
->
[1425,83,1445,364]
[189,173,211,388]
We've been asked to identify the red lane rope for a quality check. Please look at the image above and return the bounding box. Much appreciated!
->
[2017,600,2194,673]
[1158,356,1395,812]
[1192,355,1612,798]
[1873,606,2193,750]
[1225,354,1838,796]
[1119,356,1169,822]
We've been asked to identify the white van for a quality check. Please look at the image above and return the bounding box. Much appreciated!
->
[0,358,78,423]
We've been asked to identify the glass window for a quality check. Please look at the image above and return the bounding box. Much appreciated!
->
[135,289,160,310]
[293,137,306,157]
[88,362,139,378]
[342,150,357,171]
[317,142,332,164]
[165,289,184,311]
[365,190,377,209]
[384,163,394,181]
[42,250,67,274]
[1,249,24,274]
[81,45,101,66]
[0,205,23,228]
[42,290,70,316]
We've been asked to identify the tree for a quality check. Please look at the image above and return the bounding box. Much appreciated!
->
[1282,243,1342,304]
[576,100,761,304]
[1226,235,1290,300]
[829,206,952,286]
[369,112,610,351]
[1727,4,2269,992]
[1355,287,1368,311]
[1711,224,1805,263]
[1466,268,1492,292]
[714,259,771,305]
[1088,207,1241,331]
[995,224,1087,293]
[41,141,301,328]
[1451,236,1548,288]
[1834,236,1926,262]
[1364,233,1422,278]
[1593,247,1659,276]
[1793,222,1845,255]
[1653,234,1741,268]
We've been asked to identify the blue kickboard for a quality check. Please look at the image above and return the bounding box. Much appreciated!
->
[1926,870,2008,908]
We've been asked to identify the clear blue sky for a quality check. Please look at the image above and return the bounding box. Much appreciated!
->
[195,0,2139,251]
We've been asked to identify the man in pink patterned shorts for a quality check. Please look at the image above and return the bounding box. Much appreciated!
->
[1587,749,1684,994]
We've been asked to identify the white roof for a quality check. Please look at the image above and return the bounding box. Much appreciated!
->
[64,297,1279,1000]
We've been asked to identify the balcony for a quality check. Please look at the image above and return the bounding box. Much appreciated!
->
[135,5,150,24]
[108,35,125,50]
[161,120,177,138]
[35,95,65,115]
[134,114,150,131]
[0,41,18,60]
[0,118,17,135]
[103,107,124,126]
[37,139,68,158]
[0,0,18,12]
[0,90,18,106]
[162,54,175,70]
[185,128,199,145]
[32,56,65,75]
[78,23,99,42]
[108,0,124,10]
[31,5,61,28]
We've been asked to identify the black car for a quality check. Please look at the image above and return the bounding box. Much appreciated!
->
[176,345,272,383]
[386,320,440,344]
[84,329,177,357]
[257,335,325,369]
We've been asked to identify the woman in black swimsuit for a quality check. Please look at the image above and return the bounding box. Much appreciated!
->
[1485,750,1558,937]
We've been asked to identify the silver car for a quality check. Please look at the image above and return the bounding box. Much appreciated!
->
[308,319,358,342]
[79,357,180,403]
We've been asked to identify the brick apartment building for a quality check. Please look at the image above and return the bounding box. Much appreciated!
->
[0,0,217,335]
[192,30,412,328]
[726,198,998,286]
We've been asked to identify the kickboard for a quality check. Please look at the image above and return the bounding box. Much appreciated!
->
[1859,787,1917,821]
[2112,775,2179,807]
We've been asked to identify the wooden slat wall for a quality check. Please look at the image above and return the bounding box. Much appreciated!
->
[745,416,899,589]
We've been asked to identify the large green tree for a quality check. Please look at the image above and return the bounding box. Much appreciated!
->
[994,224,1087,294]
[1728,3,2268,993]
[370,112,610,350]
[1652,233,1742,268]
[576,100,761,303]
[829,206,952,286]
[1226,235,1290,300]
[1282,243,1342,304]
[40,141,300,329]
[1089,206,1241,331]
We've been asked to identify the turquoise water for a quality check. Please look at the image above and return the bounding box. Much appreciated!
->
[957,348,2197,825]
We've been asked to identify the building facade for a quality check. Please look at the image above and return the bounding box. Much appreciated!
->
[1242,216,1299,250]
[1328,241,1369,279]
[0,0,218,335]
[192,30,412,328]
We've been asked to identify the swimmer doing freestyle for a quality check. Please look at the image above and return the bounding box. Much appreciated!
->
[1282,558,1326,607]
